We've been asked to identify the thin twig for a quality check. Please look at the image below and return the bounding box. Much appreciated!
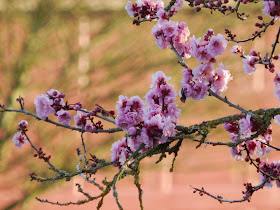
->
[80,132,88,168]
[228,18,275,43]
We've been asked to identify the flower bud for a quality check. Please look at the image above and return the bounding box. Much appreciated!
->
[195,7,201,12]
[18,120,28,129]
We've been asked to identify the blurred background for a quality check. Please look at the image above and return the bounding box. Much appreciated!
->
[0,0,280,209]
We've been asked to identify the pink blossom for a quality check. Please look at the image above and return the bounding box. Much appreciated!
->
[150,71,170,89]
[255,139,271,156]
[125,1,138,18]
[74,110,88,128]
[125,0,164,19]
[143,115,166,145]
[115,95,144,130]
[195,46,212,63]
[223,122,239,134]
[262,1,280,20]
[47,89,60,97]
[152,24,170,49]
[242,56,257,75]
[207,34,228,57]
[231,45,243,54]
[169,0,183,15]
[73,102,82,111]
[246,140,257,155]
[13,132,28,149]
[166,103,181,123]
[189,36,201,56]
[230,146,243,161]
[177,25,190,38]
[211,62,232,95]
[144,106,161,120]
[190,32,226,63]
[34,94,55,120]
[162,116,176,137]
[192,62,215,84]
[155,36,170,49]
[57,110,71,125]
[174,41,191,59]
[156,8,168,23]
[128,127,137,136]
[174,0,183,9]
[259,159,280,189]
[145,72,177,113]
[274,115,280,126]
[274,88,280,101]
[124,112,139,124]
[274,72,280,88]
[162,21,177,38]
[202,29,213,43]
[155,0,164,9]
[239,114,251,137]
[180,81,209,101]
[127,136,146,152]
[85,122,94,132]
[263,133,272,143]
[181,68,193,83]
[116,95,130,113]
[111,138,130,168]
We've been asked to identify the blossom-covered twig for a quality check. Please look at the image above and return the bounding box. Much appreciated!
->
[0,107,122,133]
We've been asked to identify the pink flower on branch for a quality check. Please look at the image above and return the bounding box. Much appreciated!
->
[207,33,228,57]
[18,120,28,130]
[262,1,280,20]
[231,45,243,55]
[13,132,28,149]
[211,62,232,95]
[34,95,55,120]
[238,114,252,138]
[57,110,71,125]
[74,111,88,128]
[242,55,258,75]
[112,71,180,167]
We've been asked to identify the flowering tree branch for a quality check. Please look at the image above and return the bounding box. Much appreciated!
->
[3,0,280,209]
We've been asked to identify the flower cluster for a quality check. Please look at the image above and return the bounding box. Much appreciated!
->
[232,45,280,75]
[241,49,263,75]
[152,20,191,58]
[125,0,183,22]
[34,89,110,131]
[111,71,181,168]
[34,89,69,122]
[180,62,232,101]
[262,1,280,20]
[189,30,228,63]
[259,158,280,188]
[156,0,183,20]
[125,0,164,19]
[74,110,103,131]
[224,115,272,161]
[12,120,28,149]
